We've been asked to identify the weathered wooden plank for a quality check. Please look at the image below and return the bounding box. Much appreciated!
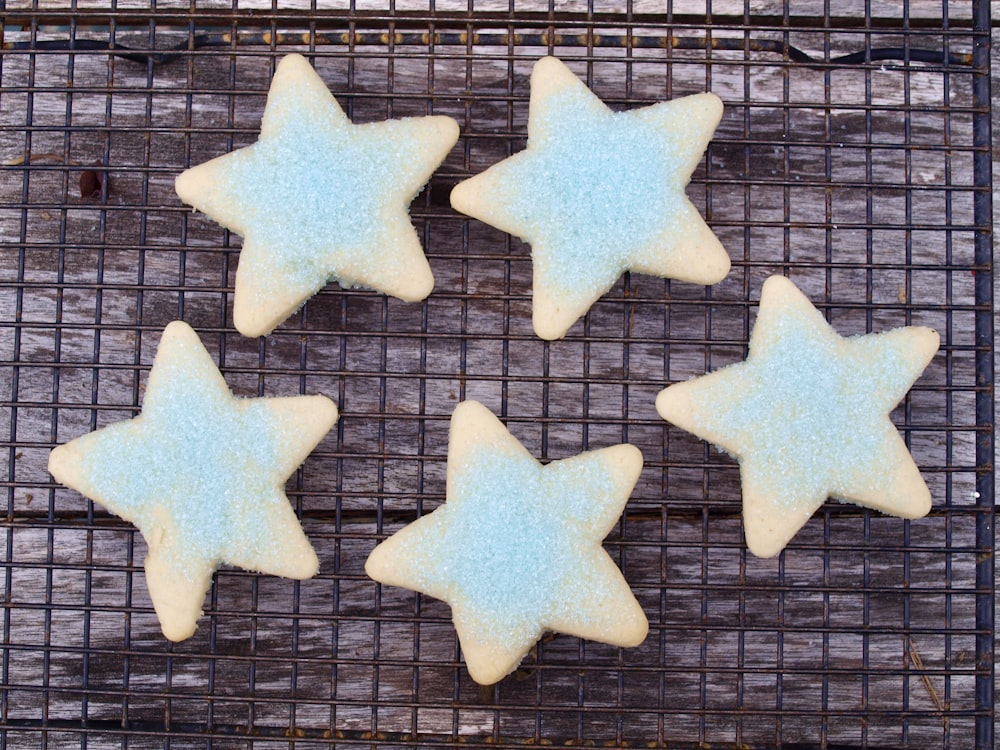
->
[5,0,977,19]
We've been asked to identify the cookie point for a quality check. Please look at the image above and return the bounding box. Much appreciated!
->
[760,274,794,296]
[162,319,196,340]
[449,177,476,214]
[531,305,574,341]
[745,535,783,560]
[699,91,725,124]
[533,55,565,75]
[436,115,461,146]
[707,248,732,283]
[401,265,435,302]
[363,551,379,579]
[530,55,579,98]
[913,326,942,361]
[160,619,199,643]
[232,304,273,339]
[619,613,650,647]
[654,386,680,423]
[314,395,340,428]
[451,398,491,424]
[47,442,71,481]
[174,168,197,204]
[743,511,792,559]
[296,548,321,580]
[533,323,565,342]
[364,541,392,582]
[906,489,933,519]
[606,443,644,480]
[277,52,309,71]
[465,660,507,687]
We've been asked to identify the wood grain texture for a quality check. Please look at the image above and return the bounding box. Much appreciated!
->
[0,5,991,749]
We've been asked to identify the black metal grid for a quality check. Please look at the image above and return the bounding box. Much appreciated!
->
[0,2,993,748]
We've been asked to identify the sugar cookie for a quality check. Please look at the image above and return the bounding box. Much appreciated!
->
[365,400,648,685]
[48,321,338,640]
[176,54,459,337]
[656,275,939,558]
[450,56,729,340]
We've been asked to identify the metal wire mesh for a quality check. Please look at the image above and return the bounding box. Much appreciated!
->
[0,2,993,748]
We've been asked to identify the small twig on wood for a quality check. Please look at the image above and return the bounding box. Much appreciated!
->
[3,153,76,166]
[907,637,949,730]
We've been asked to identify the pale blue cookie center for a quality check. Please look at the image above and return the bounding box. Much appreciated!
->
[501,89,687,302]
[421,443,618,645]
[80,366,283,575]
[694,314,905,506]
[221,102,405,290]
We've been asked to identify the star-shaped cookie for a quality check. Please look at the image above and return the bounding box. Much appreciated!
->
[656,275,939,558]
[365,400,648,685]
[48,321,338,640]
[450,56,730,340]
[176,54,459,338]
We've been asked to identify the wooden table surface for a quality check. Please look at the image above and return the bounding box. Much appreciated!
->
[0,2,994,748]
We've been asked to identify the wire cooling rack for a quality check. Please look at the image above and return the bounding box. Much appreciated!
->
[0,2,994,748]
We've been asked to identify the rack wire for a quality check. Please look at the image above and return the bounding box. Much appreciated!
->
[0,2,993,748]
